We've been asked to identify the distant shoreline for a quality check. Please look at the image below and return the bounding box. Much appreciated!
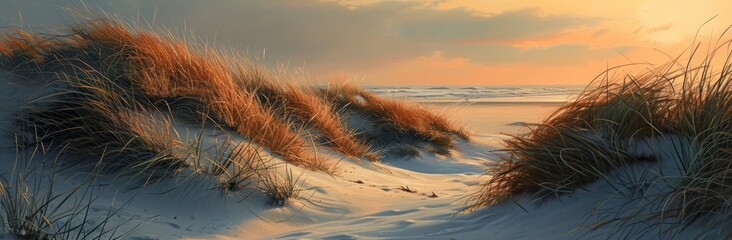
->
[421,101,566,105]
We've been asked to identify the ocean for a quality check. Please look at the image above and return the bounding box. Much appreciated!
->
[367,85,583,135]
[367,85,582,103]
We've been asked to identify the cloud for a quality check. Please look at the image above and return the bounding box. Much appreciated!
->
[646,23,673,33]
[444,44,633,66]
[592,29,610,37]
[399,8,603,42]
[0,0,621,79]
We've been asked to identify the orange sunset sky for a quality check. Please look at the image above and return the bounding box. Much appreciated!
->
[2,0,731,85]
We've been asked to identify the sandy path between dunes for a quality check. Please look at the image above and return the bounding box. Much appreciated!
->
[0,73,560,239]
[179,102,560,239]
[0,76,566,239]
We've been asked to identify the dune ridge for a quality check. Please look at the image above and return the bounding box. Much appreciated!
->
[0,19,467,172]
[0,18,471,238]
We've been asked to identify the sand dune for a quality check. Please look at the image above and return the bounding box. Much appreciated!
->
[1,18,731,240]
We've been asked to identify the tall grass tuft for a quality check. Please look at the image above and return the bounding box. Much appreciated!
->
[2,18,467,177]
[468,28,732,236]
[69,20,323,168]
[0,140,133,240]
[231,65,379,162]
[320,82,469,157]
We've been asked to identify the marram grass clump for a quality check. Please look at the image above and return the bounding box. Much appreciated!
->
[0,18,467,188]
[320,82,470,156]
[469,34,732,236]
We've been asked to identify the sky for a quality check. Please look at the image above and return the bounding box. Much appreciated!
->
[1,0,731,85]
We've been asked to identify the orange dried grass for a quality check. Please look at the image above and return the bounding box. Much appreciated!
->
[68,20,322,168]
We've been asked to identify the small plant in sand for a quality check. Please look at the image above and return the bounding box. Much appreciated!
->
[257,163,307,206]
[209,141,264,194]
[0,142,133,240]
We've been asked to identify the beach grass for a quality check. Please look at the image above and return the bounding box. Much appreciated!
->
[0,17,465,204]
[0,139,134,240]
[469,29,732,236]
[320,82,469,156]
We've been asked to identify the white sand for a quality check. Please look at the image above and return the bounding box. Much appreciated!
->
[427,102,562,137]
[0,76,717,239]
